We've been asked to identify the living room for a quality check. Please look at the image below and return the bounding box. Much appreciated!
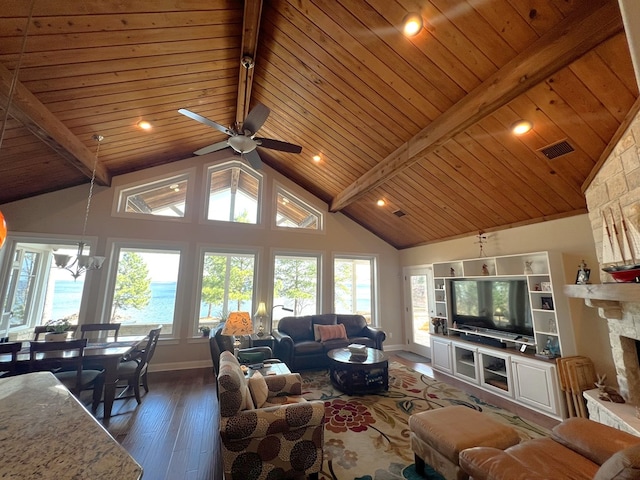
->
[1,1,640,479]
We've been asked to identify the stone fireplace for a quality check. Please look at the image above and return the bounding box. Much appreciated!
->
[568,87,640,433]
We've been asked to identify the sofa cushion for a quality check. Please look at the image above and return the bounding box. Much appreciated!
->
[248,371,269,408]
[321,338,351,351]
[318,323,347,342]
[338,314,367,337]
[594,444,640,480]
[278,315,314,342]
[294,340,325,356]
[313,313,338,326]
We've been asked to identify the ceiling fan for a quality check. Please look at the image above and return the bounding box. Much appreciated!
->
[178,103,301,169]
[178,57,302,170]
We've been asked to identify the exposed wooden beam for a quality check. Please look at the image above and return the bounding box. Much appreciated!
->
[236,0,263,123]
[0,63,111,186]
[330,0,623,212]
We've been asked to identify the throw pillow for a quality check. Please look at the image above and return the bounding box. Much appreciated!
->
[313,324,322,341]
[318,323,347,342]
[248,371,269,408]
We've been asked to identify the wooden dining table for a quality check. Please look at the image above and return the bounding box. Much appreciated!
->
[0,335,146,421]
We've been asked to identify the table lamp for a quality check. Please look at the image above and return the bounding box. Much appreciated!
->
[254,302,267,337]
[221,312,253,357]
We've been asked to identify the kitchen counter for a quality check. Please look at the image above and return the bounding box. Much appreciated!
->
[0,372,142,479]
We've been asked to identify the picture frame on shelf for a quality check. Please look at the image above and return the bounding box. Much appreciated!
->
[575,268,590,285]
[541,296,554,310]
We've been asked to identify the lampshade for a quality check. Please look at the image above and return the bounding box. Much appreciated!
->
[221,312,254,336]
[0,210,6,249]
[254,302,267,318]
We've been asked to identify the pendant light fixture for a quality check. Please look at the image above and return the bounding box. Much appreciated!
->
[53,135,106,279]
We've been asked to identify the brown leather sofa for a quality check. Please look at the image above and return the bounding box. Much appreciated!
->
[272,313,385,371]
[459,417,640,480]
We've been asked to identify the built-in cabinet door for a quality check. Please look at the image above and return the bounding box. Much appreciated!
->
[431,337,453,374]
[512,357,561,416]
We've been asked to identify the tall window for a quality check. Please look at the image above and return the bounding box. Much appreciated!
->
[272,253,320,329]
[107,247,181,335]
[334,256,377,325]
[0,240,89,340]
[197,250,256,333]
[206,161,262,224]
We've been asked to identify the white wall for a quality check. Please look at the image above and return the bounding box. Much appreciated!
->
[0,151,402,370]
[399,215,618,384]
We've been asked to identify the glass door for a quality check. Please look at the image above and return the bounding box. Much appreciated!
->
[403,266,433,358]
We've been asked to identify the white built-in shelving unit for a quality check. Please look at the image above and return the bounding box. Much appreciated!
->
[429,251,576,420]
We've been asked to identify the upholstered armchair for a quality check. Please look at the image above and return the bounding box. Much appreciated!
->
[217,351,325,480]
[209,323,280,376]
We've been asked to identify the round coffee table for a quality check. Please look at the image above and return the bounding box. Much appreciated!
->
[327,347,389,395]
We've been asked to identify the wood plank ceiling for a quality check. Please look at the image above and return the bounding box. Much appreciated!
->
[0,0,637,249]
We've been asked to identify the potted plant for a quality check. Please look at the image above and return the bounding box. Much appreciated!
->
[44,318,72,341]
[199,326,211,338]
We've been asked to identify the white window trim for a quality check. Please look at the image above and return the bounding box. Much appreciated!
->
[201,159,264,227]
[111,167,196,222]
[97,238,188,338]
[0,232,101,333]
[271,182,325,234]
[332,253,379,326]
[192,244,262,337]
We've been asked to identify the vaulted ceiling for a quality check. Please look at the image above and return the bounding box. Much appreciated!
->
[0,0,637,249]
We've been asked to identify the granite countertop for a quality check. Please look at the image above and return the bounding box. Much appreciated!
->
[0,372,142,479]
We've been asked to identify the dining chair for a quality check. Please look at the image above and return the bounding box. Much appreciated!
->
[80,323,121,342]
[29,338,104,411]
[0,342,21,377]
[114,327,162,404]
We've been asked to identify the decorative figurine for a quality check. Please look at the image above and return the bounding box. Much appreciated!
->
[450,267,455,277]
[482,263,490,275]
[595,374,625,403]
[524,260,533,275]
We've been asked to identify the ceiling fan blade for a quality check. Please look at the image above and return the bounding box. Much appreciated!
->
[242,103,270,135]
[255,137,302,154]
[193,140,230,156]
[178,108,234,136]
[243,149,263,170]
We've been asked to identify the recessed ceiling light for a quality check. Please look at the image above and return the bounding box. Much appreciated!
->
[402,12,423,37]
[137,120,152,130]
[169,184,180,192]
[511,119,533,135]
[377,199,386,207]
[312,154,321,162]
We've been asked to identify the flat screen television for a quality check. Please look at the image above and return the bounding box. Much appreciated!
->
[450,278,533,337]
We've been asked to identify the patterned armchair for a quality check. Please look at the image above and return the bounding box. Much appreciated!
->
[217,351,325,480]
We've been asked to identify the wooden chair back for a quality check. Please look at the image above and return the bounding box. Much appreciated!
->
[0,341,21,376]
[29,339,88,393]
[80,323,121,342]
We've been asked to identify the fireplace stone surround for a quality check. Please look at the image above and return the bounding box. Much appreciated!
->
[565,284,640,434]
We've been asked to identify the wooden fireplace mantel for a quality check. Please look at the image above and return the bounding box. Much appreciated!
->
[564,284,639,320]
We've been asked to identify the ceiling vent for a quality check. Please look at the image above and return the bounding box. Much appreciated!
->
[539,140,574,160]
[392,209,406,218]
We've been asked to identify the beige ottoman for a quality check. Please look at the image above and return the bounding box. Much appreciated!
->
[409,405,520,480]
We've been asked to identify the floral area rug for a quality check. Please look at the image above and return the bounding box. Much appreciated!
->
[301,361,549,480]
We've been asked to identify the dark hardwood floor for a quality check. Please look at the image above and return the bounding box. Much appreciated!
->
[101,353,558,480]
